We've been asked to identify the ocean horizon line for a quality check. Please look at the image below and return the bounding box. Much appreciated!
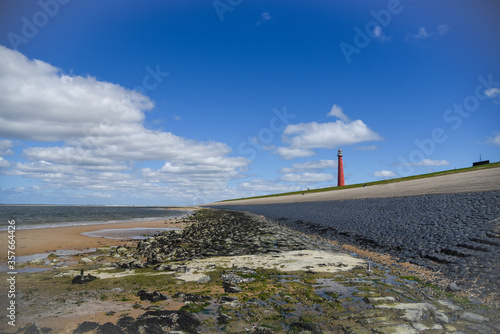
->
[0,205,193,231]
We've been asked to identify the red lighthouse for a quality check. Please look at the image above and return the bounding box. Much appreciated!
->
[337,149,345,187]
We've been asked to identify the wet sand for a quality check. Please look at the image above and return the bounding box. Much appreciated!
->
[0,218,190,260]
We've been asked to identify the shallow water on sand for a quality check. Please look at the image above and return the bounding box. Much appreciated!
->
[81,227,179,240]
[0,205,192,230]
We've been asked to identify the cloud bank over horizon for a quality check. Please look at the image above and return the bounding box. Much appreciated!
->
[0,46,250,204]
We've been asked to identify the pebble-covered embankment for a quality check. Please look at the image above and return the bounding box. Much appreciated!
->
[210,191,500,302]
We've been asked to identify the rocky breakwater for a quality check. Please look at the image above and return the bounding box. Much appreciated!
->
[135,209,317,264]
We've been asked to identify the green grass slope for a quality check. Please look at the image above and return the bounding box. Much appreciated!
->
[219,161,500,203]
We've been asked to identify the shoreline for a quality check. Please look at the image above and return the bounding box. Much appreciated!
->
[0,206,196,232]
[0,218,192,259]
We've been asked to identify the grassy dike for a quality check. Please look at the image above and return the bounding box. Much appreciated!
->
[7,209,499,333]
[218,162,500,203]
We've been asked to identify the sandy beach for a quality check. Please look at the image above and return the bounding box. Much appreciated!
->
[0,218,192,260]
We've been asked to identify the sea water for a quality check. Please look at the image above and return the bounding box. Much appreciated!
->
[0,205,192,231]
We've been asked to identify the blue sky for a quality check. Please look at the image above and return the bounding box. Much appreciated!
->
[0,0,499,205]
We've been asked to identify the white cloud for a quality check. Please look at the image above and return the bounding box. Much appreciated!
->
[373,26,390,42]
[23,146,120,168]
[280,172,333,184]
[0,139,14,155]
[237,179,300,194]
[437,24,450,35]
[401,159,450,167]
[262,144,276,151]
[416,159,449,166]
[275,106,381,159]
[280,159,337,173]
[0,48,152,142]
[256,11,272,25]
[0,157,10,169]
[279,159,337,188]
[274,147,315,159]
[486,132,500,147]
[276,119,382,159]
[250,136,276,152]
[406,24,450,43]
[327,105,350,122]
[0,46,250,204]
[158,157,247,182]
[283,120,381,149]
[485,88,500,98]
[373,170,397,178]
[21,129,246,170]
[10,160,75,174]
[415,27,431,39]
[6,161,195,203]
